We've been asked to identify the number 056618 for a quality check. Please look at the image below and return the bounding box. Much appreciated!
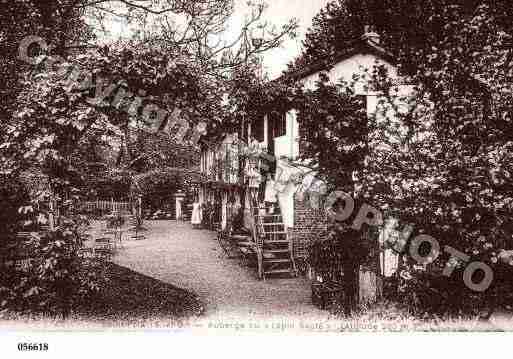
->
[17,343,48,351]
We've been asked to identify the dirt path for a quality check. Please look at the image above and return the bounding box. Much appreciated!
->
[112,220,328,323]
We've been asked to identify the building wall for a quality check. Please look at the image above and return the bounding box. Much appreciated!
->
[289,194,328,260]
[301,53,398,91]
[200,132,244,230]
[273,52,414,232]
[273,53,403,163]
[273,110,300,159]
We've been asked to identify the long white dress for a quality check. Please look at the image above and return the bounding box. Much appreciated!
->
[264,179,277,203]
[191,202,202,225]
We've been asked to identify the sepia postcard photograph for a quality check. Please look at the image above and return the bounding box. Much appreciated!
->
[2,0,513,357]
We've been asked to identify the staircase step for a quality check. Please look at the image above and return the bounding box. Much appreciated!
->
[264,240,290,245]
[264,269,293,274]
[263,249,290,253]
[263,259,291,264]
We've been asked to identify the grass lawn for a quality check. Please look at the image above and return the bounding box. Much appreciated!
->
[0,262,205,328]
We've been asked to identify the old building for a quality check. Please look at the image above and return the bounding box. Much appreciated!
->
[199,28,410,286]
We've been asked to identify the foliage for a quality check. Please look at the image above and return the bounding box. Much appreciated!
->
[295,73,369,191]
[357,4,513,313]
[131,167,201,214]
[0,0,297,318]
[1,0,298,176]
[0,170,104,317]
[0,175,31,237]
[360,4,513,258]
[1,0,298,186]
[0,219,105,317]
[126,130,199,173]
[83,0,298,79]
[0,0,93,121]
[287,0,382,74]
[106,213,126,228]
[88,170,133,201]
[284,0,513,315]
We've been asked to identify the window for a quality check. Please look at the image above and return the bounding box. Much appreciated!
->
[269,111,286,138]
[251,117,265,142]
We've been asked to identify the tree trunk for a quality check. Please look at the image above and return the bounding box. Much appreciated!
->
[342,260,359,315]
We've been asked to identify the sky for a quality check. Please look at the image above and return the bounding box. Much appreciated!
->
[227,0,332,79]
[103,0,332,80]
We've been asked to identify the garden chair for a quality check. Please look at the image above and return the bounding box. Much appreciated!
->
[78,247,94,258]
[93,237,114,260]
[217,230,239,259]
[228,231,258,268]
[102,228,123,248]
[102,215,126,248]
[235,238,258,268]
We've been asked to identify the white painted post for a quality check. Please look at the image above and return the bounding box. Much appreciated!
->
[175,191,185,220]
[263,114,268,148]
[48,199,55,231]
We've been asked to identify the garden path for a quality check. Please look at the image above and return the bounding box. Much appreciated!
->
[102,220,513,331]
[110,220,329,326]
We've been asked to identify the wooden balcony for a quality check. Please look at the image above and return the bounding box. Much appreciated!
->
[202,144,244,187]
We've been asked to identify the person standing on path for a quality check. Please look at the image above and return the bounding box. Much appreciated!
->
[264,173,278,214]
[191,197,202,229]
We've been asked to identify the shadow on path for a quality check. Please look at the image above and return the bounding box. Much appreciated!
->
[76,262,204,322]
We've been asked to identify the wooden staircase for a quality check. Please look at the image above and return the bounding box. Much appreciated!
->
[253,209,297,280]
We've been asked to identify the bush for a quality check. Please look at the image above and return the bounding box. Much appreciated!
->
[105,212,125,228]
[0,218,106,317]
[0,175,30,236]
[393,262,513,318]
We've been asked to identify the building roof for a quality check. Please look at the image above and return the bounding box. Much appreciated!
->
[278,36,396,83]
[200,34,398,140]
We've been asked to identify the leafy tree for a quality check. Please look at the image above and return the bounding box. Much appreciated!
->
[2,0,298,179]
[295,73,369,191]
[284,0,513,314]
[293,73,370,314]
[353,3,513,314]
[287,0,382,74]
[0,0,93,125]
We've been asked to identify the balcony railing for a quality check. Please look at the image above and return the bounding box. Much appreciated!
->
[203,144,243,185]
[202,142,274,186]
